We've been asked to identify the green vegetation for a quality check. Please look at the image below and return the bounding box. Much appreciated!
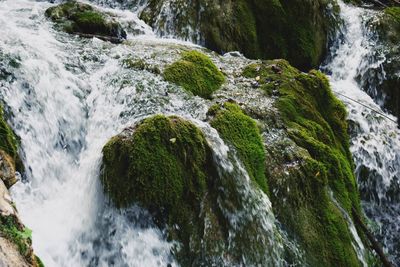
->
[35,256,45,267]
[0,107,20,167]
[243,60,362,266]
[385,7,400,23]
[0,215,32,259]
[45,1,126,40]
[141,0,339,70]
[101,115,218,262]
[163,50,225,99]
[209,102,268,193]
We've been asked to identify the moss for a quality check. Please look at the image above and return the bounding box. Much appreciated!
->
[243,60,363,266]
[385,7,400,22]
[35,255,45,267]
[163,50,225,99]
[0,215,32,259]
[0,107,19,166]
[45,1,126,40]
[208,102,269,193]
[141,0,339,70]
[101,115,218,262]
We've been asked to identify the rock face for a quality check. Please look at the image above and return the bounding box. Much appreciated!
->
[101,115,277,265]
[242,60,362,266]
[101,48,370,266]
[0,107,41,267]
[358,7,400,122]
[139,0,340,70]
[45,1,127,43]
[0,150,17,189]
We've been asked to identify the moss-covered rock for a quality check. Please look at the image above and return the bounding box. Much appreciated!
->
[208,102,269,193]
[0,165,41,267]
[0,108,19,165]
[140,0,340,70]
[45,1,127,43]
[101,115,218,263]
[163,50,225,99]
[358,7,400,122]
[101,114,283,265]
[0,106,23,173]
[242,60,363,266]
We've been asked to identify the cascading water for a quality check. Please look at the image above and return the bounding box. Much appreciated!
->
[0,0,299,266]
[322,1,400,264]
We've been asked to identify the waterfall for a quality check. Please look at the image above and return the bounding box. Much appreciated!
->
[322,1,400,264]
[0,0,296,266]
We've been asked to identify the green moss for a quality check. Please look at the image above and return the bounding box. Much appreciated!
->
[101,115,218,262]
[140,0,338,70]
[0,107,19,164]
[163,51,225,99]
[385,7,400,22]
[243,60,362,266]
[35,255,45,267]
[0,216,32,258]
[45,1,126,39]
[209,102,268,193]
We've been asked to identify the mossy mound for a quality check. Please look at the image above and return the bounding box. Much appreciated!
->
[243,60,363,266]
[45,1,127,43]
[163,51,225,99]
[101,114,283,265]
[101,115,217,263]
[208,102,268,193]
[141,0,340,70]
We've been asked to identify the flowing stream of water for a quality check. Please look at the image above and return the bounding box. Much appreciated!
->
[323,1,400,263]
[1,0,399,265]
[0,0,291,266]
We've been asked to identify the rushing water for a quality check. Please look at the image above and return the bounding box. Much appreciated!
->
[0,0,296,266]
[1,0,399,265]
[322,1,400,264]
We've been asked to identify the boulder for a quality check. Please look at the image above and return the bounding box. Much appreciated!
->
[45,1,127,43]
[0,150,17,189]
[140,0,341,70]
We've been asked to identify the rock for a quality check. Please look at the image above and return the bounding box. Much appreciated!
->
[0,180,15,217]
[0,237,30,267]
[0,179,41,267]
[139,0,341,70]
[101,115,278,265]
[241,60,362,267]
[45,1,127,43]
[163,50,225,99]
[100,45,371,266]
[0,150,17,188]
[208,102,269,193]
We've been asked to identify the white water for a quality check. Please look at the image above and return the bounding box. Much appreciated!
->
[0,0,294,266]
[323,1,400,263]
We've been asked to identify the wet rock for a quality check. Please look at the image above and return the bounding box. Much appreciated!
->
[101,115,280,266]
[139,0,341,70]
[0,179,41,267]
[45,1,127,43]
[0,150,17,188]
